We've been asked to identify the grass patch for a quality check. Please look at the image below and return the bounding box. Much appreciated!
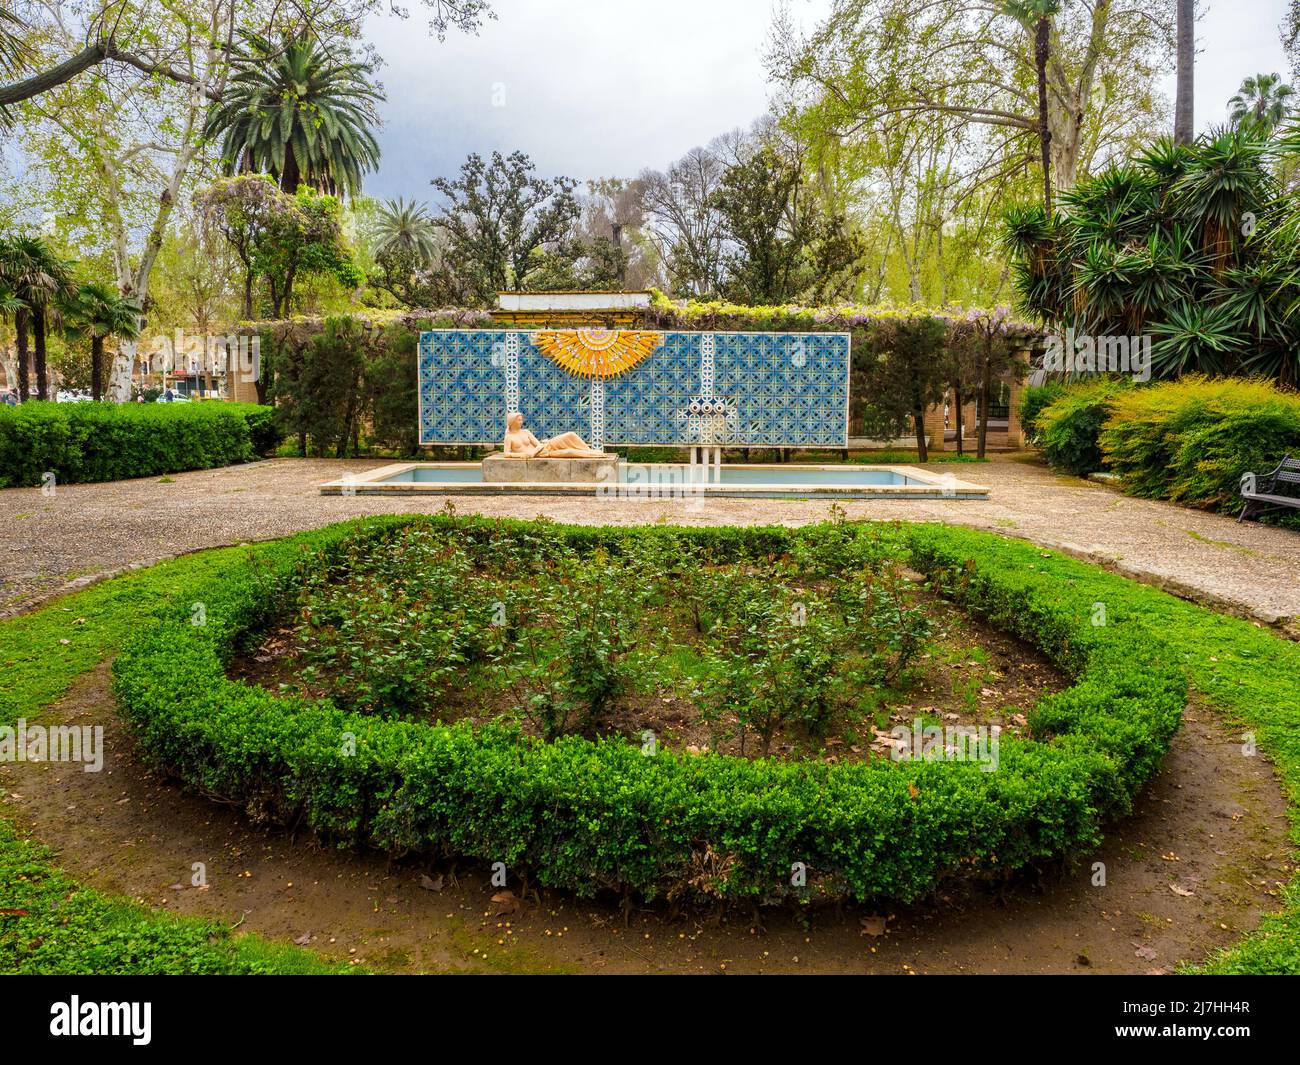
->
[1,519,1297,972]
[0,544,348,975]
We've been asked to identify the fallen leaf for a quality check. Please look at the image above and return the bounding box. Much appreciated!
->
[859,914,888,937]
[907,782,920,799]
[1169,883,1195,897]
[293,932,312,945]
[1134,945,1158,961]
[491,890,520,915]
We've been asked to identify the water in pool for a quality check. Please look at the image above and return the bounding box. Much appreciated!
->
[376,465,920,487]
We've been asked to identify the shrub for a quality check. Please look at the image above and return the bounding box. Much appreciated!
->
[1100,375,1300,516]
[112,516,1185,906]
[1036,378,1131,475]
[0,401,281,488]
[1018,382,1068,445]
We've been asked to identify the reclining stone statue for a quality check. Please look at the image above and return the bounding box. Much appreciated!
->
[501,411,603,458]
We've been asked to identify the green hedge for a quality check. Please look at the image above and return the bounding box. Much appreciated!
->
[1032,376,1300,521]
[109,516,1184,906]
[1018,382,1068,446]
[1036,378,1131,476]
[1101,376,1300,514]
[0,401,280,487]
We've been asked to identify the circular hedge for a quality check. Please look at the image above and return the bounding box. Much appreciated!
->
[111,516,1185,904]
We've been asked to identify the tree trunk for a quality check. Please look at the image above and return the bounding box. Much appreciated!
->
[977,350,992,460]
[953,383,965,456]
[33,311,48,401]
[15,308,29,402]
[1035,18,1053,210]
[1175,0,1195,145]
[913,407,929,464]
[91,337,104,401]
[281,148,301,195]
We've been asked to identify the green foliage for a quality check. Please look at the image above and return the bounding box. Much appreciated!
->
[1036,377,1131,475]
[0,401,280,487]
[1032,374,1300,515]
[199,176,362,320]
[431,151,581,305]
[110,515,1188,906]
[205,31,383,200]
[710,145,866,304]
[0,820,345,975]
[1100,375,1300,516]
[0,539,359,974]
[1018,381,1068,444]
[1004,128,1300,385]
[5,515,1300,970]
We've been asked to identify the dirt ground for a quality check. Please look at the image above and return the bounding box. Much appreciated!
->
[1,663,1291,975]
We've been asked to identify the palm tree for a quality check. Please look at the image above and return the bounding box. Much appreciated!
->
[64,282,142,401]
[0,284,23,397]
[371,198,440,264]
[1229,74,1297,136]
[0,8,30,77]
[1004,1,1063,210]
[1175,0,1195,145]
[0,235,72,401]
[205,32,384,200]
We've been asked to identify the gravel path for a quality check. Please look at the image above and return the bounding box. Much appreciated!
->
[3,456,1298,626]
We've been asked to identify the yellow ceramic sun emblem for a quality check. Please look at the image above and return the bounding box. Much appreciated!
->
[533,329,663,379]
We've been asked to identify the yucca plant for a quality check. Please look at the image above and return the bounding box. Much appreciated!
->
[1148,301,1247,379]
[1003,125,1293,384]
[1168,127,1274,276]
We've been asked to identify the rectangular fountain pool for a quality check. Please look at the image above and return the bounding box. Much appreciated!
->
[321,462,989,500]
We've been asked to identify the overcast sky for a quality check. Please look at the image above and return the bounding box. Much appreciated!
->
[361,0,1295,201]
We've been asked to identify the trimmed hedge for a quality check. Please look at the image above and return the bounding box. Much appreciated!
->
[0,401,280,487]
[110,516,1185,905]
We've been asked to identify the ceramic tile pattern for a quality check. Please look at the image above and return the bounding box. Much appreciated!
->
[418,330,850,447]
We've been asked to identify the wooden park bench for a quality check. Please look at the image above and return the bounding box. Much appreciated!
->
[1239,455,1300,523]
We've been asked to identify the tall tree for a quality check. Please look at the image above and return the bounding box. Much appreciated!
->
[770,0,1174,196]
[64,282,142,400]
[371,198,440,264]
[1004,2,1064,209]
[0,235,72,401]
[1229,73,1296,136]
[0,1,493,107]
[1286,2,1300,83]
[431,151,580,305]
[198,175,293,320]
[1175,0,1195,145]
[638,144,729,297]
[205,31,384,199]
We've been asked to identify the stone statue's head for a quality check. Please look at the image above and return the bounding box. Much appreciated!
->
[506,411,523,431]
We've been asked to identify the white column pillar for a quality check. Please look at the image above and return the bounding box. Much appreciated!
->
[712,446,721,483]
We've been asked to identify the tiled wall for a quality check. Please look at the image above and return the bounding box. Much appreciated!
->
[418,330,850,448]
